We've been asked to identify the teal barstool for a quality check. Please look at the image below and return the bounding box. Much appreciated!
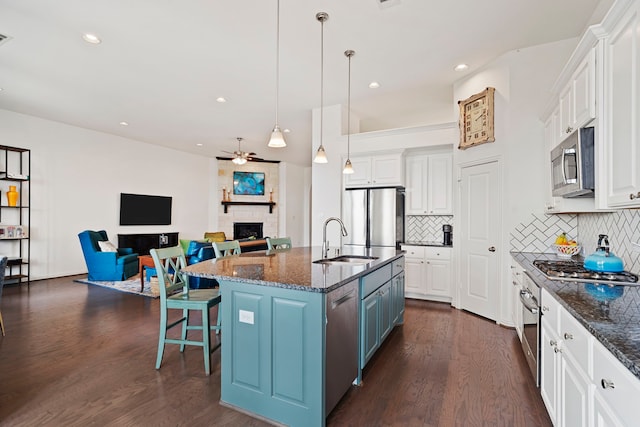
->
[266,237,292,250]
[150,246,221,375]
[212,240,241,258]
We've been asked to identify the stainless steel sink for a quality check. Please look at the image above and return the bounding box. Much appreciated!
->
[313,255,379,265]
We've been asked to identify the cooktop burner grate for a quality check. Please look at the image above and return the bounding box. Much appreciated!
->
[533,259,639,285]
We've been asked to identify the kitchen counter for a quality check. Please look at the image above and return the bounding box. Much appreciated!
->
[512,252,640,380]
[182,245,403,292]
[402,241,452,247]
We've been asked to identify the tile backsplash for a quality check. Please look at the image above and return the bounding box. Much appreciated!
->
[578,210,640,275]
[406,215,453,242]
[510,213,578,253]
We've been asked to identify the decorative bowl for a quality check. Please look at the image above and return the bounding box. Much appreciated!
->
[554,244,582,258]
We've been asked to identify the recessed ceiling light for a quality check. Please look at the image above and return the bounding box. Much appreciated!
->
[119,121,129,126]
[454,63,469,71]
[82,33,101,44]
[216,97,227,103]
[369,82,380,89]
[283,128,291,133]
[196,143,203,147]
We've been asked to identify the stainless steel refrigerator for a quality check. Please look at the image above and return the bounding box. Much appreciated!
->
[342,187,405,249]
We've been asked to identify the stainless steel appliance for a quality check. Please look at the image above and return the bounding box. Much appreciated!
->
[533,259,638,285]
[325,278,358,415]
[551,127,595,198]
[519,272,540,386]
[342,187,405,249]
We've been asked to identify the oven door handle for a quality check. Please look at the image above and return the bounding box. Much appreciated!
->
[519,289,540,314]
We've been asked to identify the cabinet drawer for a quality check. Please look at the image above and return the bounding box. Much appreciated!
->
[391,257,404,277]
[559,308,590,373]
[401,245,424,258]
[540,288,560,331]
[361,263,392,299]
[592,338,640,423]
[424,247,451,260]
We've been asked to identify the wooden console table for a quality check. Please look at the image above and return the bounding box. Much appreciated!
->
[221,201,275,214]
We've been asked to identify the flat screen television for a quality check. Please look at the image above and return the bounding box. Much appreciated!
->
[119,193,172,226]
[233,171,265,195]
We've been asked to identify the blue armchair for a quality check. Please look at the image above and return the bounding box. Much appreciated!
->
[78,230,139,281]
[184,240,218,289]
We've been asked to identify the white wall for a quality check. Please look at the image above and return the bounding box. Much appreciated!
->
[452,38,580,325]
[0,109,213,280]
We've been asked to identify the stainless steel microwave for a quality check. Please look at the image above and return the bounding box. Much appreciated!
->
[550,127,595,198]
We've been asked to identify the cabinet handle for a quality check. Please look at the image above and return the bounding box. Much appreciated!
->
[566,126,573,134]
[554,346,562,354]
[630,192,640,200]
[601,379,615,390]
[549,339,557,347]
[563,332,573,340]
[542,306,549,312]
[488,246,496,252]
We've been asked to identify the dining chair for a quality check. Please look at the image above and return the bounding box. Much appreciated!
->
[213,240,241,258]
[266,237,292,250]
[150,246,221,375]
[0,256,8,336]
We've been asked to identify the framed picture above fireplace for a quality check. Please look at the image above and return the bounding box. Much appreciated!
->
[233,171,265,196]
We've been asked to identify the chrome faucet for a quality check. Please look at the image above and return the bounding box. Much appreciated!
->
[322,217,348,258]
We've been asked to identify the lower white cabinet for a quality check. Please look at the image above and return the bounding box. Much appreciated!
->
[401,245,451,302]
[540,288,640,426]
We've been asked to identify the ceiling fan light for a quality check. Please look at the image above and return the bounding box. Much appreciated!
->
[268,125,286,148]
[232,156,247,165]
[343,158,354,174]
[313,145,328,163]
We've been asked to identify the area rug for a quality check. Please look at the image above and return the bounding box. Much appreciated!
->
[74,275,159,298]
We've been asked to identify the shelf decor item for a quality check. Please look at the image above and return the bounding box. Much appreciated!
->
[458,87,495,150]
[6,185,18,207]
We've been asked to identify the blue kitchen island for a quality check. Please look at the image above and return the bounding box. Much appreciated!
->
[182,246,405,427]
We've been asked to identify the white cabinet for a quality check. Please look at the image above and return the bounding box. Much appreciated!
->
[401,245,451,302]
[344,152,404,188]
[540,288,640,426]
[558,49,596,139]
[405,153,452,215]
[603,1,640,208]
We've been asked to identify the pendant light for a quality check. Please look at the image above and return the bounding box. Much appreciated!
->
[268,0,286,148]
[343,50,355,174]
[313,12,329,163]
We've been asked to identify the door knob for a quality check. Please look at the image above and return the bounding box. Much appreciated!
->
[488,246,496,252]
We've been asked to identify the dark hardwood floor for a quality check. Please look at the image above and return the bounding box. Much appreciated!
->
[0,276,551,426]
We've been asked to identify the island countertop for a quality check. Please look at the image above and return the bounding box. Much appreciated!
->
[181,246,404,293]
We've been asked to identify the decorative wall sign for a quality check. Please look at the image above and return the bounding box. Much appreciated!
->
[458,87,495,150]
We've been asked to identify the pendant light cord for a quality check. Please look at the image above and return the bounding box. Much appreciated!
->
[320,16,324,149]
[347,52,351,157]
[275,0,280,125]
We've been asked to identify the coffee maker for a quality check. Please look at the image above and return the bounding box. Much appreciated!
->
[443,224,453,246]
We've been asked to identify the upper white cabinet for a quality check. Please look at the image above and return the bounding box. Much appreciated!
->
[558,49,597,140]
[344,152,404,188]
[405,153,452,215]
[603,0,640,208]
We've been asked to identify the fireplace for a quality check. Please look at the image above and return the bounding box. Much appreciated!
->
[234,222,263,240]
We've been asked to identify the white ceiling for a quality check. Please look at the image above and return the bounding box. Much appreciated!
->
[0,0,607,166]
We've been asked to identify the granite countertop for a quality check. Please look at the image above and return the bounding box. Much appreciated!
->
[402,241,452,247]
[182,246,404,293]
[511,252,640,380]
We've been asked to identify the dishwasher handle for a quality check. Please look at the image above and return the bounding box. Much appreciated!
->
[331,289,356,310]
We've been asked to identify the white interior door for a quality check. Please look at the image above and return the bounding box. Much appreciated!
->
[459,160,501,321]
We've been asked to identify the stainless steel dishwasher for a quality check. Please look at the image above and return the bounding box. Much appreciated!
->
[325,278,359,416]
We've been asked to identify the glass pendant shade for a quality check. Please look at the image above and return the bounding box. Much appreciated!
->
[268,125,286,148]
[343,158,354,174]
[314,145,328,163]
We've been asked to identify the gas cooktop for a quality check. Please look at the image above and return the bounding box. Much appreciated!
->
[533,259,639,286]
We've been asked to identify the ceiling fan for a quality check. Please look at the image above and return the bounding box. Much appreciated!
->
[222,138,263,164]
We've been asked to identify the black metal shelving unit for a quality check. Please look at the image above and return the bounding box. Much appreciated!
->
[0,145,30,286]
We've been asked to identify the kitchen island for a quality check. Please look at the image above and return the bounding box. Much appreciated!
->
[183,246,405,427]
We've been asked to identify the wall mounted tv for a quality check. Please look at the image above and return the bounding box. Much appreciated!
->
[233,171,265,195]
[119,193,172,226]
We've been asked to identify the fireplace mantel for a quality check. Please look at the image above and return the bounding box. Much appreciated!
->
[221,201,276,214]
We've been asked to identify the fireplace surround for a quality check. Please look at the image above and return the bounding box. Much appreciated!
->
[234,222,263,240]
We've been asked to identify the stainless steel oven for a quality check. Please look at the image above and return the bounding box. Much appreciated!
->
[519,272,540,386]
